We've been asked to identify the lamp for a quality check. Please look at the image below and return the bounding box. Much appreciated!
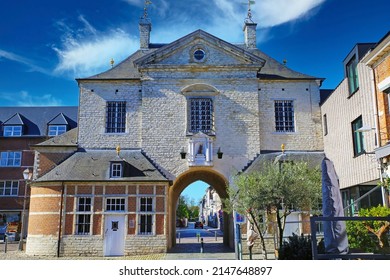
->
[356,125,375,133]
[217,147,223,159]
[19,168,32,251]
[180,148,187,159]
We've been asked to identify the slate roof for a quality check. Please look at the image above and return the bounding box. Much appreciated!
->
[78,29,322,82]
[33,128,78,147]
[243,151,325,174]
[0,106,78,136]
[36,149,169,182]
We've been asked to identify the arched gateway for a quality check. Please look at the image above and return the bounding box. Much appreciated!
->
[168,168,233,249]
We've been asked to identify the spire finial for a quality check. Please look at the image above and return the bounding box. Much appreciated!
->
[142,0,152,20]
[110,58,115,68]
[116,145,121,156]
[245,0,255,23]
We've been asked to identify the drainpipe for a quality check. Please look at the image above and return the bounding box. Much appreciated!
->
[57,182,65,258]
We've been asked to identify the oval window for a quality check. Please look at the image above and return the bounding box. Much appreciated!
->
[194,49,205,61]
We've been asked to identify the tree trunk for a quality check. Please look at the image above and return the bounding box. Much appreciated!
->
[249,211,268,260]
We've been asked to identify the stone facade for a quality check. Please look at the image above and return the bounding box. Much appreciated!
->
[28,16,324,257]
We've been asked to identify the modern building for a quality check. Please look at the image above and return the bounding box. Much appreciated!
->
[0,106,77,241]
[27,7,324,257]
[362,31,390,207]
[320,42,384,214]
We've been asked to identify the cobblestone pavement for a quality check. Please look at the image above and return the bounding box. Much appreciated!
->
[0,239,236,260]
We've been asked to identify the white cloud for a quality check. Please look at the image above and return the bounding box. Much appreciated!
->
[0,91,63,106]
[53,16,139,78]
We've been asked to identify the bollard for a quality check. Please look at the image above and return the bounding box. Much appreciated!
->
[200,237,204,253]
[215,231,217,241]
[197,233,200,242]
[4,235,7,253]
[178,232,181,244]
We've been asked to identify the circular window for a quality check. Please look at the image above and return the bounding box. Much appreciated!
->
[194,49,205,61]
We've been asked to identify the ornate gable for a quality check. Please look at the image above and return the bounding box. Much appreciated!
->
[133,29,265,70]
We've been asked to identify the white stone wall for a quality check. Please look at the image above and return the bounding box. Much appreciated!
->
[321,62,379,189]
[125,235,167,255]
[259,80,323,152]
[78,81,142,149]
[77,44,323,180]
[26,235,58,257]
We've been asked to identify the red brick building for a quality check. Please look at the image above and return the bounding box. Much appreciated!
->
[0,106,77,241]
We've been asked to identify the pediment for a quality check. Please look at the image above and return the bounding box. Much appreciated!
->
[133,29,265,69]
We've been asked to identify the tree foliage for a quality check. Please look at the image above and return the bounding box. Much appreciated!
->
[346,205,390,253]
[226,160,322,255]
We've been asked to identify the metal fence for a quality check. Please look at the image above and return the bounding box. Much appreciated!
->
[310,216,390,260]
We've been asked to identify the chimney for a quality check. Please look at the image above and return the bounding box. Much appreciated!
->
[139,19,151,50]
[243,22,257,49]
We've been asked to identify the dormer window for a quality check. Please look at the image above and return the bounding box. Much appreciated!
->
[111,162,123,178]
[3,125,22,137]
[48,125,67,136]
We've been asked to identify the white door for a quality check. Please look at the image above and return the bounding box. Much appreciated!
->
[104,215,125,256]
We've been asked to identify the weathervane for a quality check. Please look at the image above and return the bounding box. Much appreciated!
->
[244,0,255,23]
[142,0,152,19]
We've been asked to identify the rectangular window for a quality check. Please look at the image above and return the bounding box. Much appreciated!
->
[76,197,92,235]
[274,100,295,132]
[48,125,67,136]
[352,116,364,156]
[106,198,125,211]
[140,197,153,212]
[106,101,126,133]
[3,126,22,137]
[0,152,21,167]
[189,98,213,133]
[111,163,122,178]
[139,214,153,235]
[0,181,19,196]
[346,56,359,94]
[323,114,328,136]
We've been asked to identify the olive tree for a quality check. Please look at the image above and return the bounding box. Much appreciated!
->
[226,160,322,254]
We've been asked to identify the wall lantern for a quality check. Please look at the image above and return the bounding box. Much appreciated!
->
[217,147,223,159]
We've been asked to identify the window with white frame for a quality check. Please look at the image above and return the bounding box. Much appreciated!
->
[106,101,126,133]
[274,100,295,132]
[106,198,126,211]
[110,163,123,178]
[76,197,92,235]
[139,197,154,235]
[0,181,19,196]
[189,98,213,134]
[48,125,67,136]
[0,152,21,167]
[3,126,22,137]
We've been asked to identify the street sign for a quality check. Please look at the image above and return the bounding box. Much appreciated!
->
[235,212,246,224]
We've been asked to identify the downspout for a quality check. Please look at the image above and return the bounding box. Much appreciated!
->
[57,182,65,258]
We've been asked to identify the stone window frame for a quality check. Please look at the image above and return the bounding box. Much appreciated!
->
[0,151,22,167]
[274,99,295,133]
[0,181,19,196]
[189,44,208,64]
[3,125,22,137]
[138,196,155,236]
[105,101,127,134]
[188,97,214,134]
[75,197,92,235]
